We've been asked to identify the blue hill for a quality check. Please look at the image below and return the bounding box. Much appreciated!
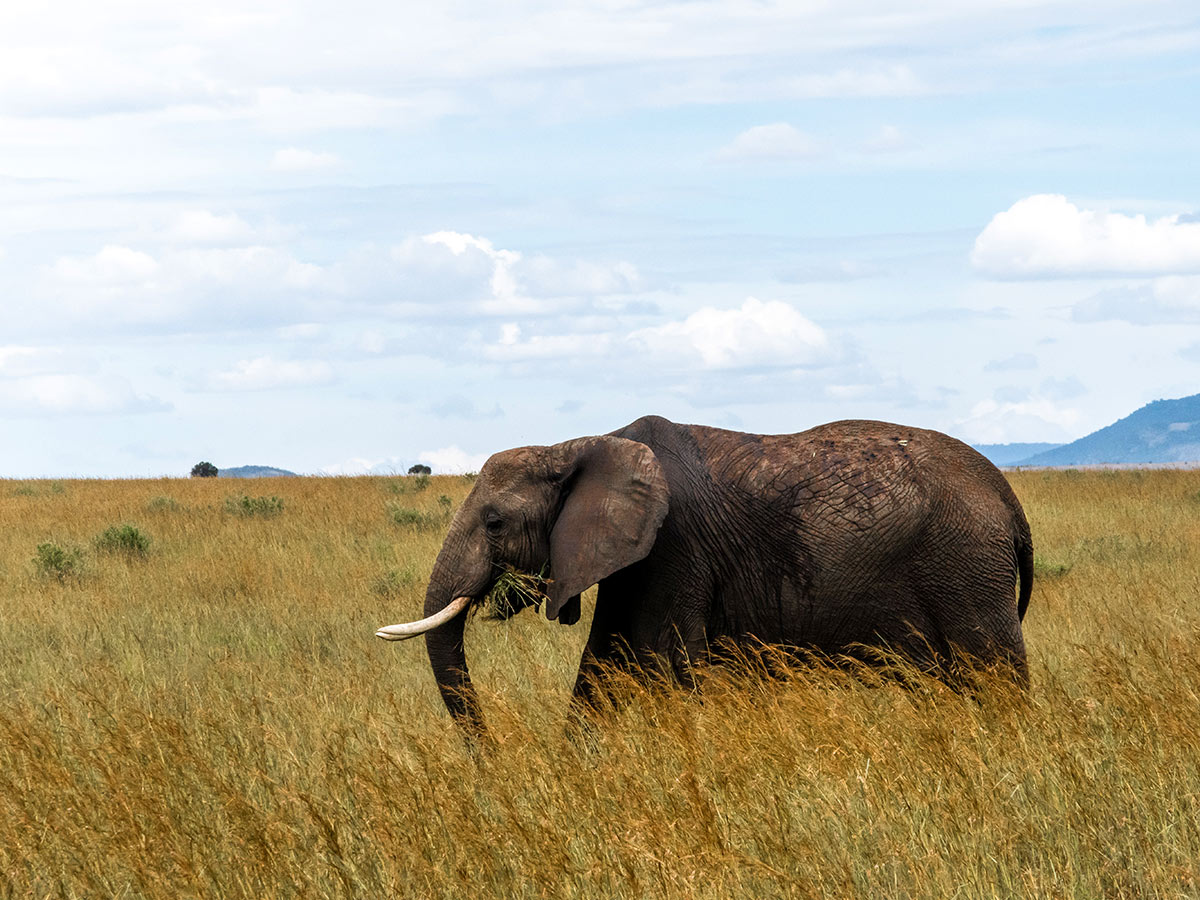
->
[219,465,298,478]
[971,442,1064,466]
[1016,393,1200,466]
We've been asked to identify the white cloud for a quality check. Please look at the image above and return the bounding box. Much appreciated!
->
[955,395,1083,443]
[168,210,256,245]
[715,123,821,162]
[0,346,92,377]
[1073,275,1200,324]
[862,124,909,153]
[346,231,637,319]
[43,244,329,330]
[54,245,158,284]
[972,195,1200,277]
[269,147,341,172]
[631,298,832,369]
[418,445,490,474]
[485,331,613,362]
[28,230,641,336]
[319,456,403,476]
[207,356,334,391]
[0,374,168,416]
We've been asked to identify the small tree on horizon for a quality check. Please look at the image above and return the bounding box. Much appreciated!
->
[191,461,219,478]
[407,464,432,476]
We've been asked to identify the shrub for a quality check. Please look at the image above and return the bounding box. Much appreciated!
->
[370,567,421,598]
[94,524,151,557]
[146,496,181,512]
[388,503,447,531]
[33,542,85,581]
[437,494,453,513]
[191,461,219,478]
[1034,555,1071,579]
[386,474,431,495]
[225,495,284,517]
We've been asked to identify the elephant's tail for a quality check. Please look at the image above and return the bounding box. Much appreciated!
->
[1016,534,1033,621]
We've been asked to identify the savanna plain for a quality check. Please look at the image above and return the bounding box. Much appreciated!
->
[1,468,1199,898]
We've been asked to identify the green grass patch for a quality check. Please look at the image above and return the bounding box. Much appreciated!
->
[387,503,448,530]
[32,541,85,581]
[224,495,284,517]
[94,524,151,557]
[370,567,421,598]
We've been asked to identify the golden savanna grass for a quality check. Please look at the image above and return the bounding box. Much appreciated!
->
[2,469,1200,898]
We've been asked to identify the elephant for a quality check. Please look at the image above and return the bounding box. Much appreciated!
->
[377,415,1033,737]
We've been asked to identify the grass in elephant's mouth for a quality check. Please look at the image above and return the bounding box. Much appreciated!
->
[3,469,1200,899]
[479,564,551,620]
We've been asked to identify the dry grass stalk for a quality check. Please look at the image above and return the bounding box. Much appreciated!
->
[1,469,1199,897]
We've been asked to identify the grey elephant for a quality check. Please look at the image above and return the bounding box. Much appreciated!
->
[377,415,1033,736]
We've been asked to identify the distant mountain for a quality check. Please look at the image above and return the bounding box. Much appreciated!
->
[972,443,1064,466]
[219,465,298,478]
[1016,393,1200,466]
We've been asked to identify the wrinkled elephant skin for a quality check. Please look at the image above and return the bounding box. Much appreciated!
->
[391,416,1033,736]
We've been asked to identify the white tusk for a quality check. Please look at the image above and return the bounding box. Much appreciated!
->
[375,595,472,642]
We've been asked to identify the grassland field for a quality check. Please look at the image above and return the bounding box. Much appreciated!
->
[2,469,1200,898]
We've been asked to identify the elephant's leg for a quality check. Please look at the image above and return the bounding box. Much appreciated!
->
[935,604,1029,688]
[567,592,631,726]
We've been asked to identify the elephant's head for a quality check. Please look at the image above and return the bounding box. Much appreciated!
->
[375,435,670,735]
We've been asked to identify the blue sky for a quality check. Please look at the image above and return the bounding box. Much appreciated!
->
[2,1,1199,476]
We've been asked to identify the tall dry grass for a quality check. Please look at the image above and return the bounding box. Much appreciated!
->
[1,469,1199,898]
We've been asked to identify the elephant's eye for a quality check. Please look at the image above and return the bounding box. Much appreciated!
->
[484,513,505,535]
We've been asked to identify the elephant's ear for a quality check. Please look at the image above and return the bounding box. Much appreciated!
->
[545,436,669,621]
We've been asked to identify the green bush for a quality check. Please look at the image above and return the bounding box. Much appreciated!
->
[33,542,85,581]
[94,524,151,557]
[386,474,431,495]
[387,503,447,531]
[225,495,284,517]
[1034,555,1071,579]
[146,496,181,513]
[370,567,422,598]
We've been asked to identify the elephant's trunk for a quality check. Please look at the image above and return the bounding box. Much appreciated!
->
[422,591,484,736]
[417,513,491,737]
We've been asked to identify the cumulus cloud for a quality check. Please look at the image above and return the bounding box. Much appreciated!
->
[630,298,833,369]
[972,195,1200,277]
[0,374,169,416]
[206,356,334,391]
[715,123,821,162]
[269,147,341,172]
[483,297,839,382]
[345,231,639,319]
[31,229,640,336]
[418,445,491,474]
